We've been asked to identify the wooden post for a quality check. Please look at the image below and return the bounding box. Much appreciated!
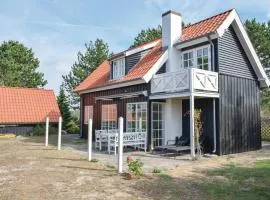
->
[118,117,123,173]
[213,98,216,153]
[190,94,195,159]
[88,118,92,161]
[57,116,62,150]
[45,117,49,147]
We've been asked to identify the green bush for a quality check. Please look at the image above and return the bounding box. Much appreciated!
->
[66,120,80,134]
[29,125,58,136]
[127,159,143,177]
[152,168,163,173]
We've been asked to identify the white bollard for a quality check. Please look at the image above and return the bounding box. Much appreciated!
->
[88,118,93,161]
[57,116,62,150]
[45,117,49,147]
[118,117,124,173]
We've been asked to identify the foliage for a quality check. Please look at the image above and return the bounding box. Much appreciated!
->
[62,39,110,108]
[29,125,58,136]
[130,26,162,48]
[201,160,270,200]
[90,158,99,163]
[66,120,80,134]
[245,19,270,70]
[57,87,72,129]
[127,158,143,177]
[0,40,47,88]
[261,117,270,141]
[152,168,163,173]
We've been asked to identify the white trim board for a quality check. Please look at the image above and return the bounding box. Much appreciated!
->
[125,40,160,57]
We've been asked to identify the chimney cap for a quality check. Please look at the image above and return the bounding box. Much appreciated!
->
[162,10,182,17]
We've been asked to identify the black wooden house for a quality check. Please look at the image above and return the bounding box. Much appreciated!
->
[75,9,270,155]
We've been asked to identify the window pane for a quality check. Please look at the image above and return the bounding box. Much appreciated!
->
[189,60,193,67]
[189,52,193,59]
[197,57,202,65]
[203,47,208,56]
[184,60,188,68]
[197,49,202,57]
[126,102,147,132]
[183,53,188,60]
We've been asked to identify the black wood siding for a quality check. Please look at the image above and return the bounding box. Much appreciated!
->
[126,49,150,73]
[81,84,150,141]
[218,74,261,155]
[218,25,256,79]
[182,98,216,153]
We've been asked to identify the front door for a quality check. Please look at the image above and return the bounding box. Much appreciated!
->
[151,102,165,148]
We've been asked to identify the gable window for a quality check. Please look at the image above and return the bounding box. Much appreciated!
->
[181,45,211,70]
[101,104,117,130]
[126,102,147,132]
[112,58,125,79]
[84,105,93,124]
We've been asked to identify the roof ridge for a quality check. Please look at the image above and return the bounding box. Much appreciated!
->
[184,8,234,29]
[0,86,54,92]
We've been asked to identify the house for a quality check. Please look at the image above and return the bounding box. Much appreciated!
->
[0,87,61,134]
[75,9,270,156]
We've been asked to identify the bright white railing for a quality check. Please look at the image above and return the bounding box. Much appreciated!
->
[151,68,218,93]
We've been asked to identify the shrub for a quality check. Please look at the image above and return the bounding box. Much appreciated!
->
[66,120,80,134]
[90,158,98,163]
[29,125,58,136]
[127,159,143,177]
[152,168,162,173]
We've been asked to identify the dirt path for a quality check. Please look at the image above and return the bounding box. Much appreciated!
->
[0,136,269,200]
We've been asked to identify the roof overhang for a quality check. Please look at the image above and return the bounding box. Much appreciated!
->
[95,91,148,101]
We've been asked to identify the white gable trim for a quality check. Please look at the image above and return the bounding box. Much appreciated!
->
[217,9,270,87]
[125,40,160,57]
[142,50,168,83]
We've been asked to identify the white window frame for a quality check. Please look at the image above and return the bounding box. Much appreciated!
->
[112,57,125,79]
[182,49,194,68]
[151,102,165,148]
[126,102,147,133]
[84,105,93,124]
[181,44,212,71]
[101,104,117,130]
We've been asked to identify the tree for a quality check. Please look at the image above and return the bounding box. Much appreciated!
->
[62,39,110,108]
[0,40,47,88]
[130,22,188,48]
[57,87,72,130]
[130,26,162,48]
[245,19,270,70]
[245,19,270,113]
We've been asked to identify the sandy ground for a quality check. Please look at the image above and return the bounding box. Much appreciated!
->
[0,135,269,200]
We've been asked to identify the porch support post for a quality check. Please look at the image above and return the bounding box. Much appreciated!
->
[212,98,216,153]
[88,118,93,161]
[57,116,62,151]
[118,117,124,174]
[45,117,49,147]
[190,94,195,158]
[189,68,195,159]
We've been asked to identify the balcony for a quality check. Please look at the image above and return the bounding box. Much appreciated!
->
[151,68,218,94]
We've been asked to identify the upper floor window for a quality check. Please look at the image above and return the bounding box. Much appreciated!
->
[112,58,125,79]
[181,45,211,71]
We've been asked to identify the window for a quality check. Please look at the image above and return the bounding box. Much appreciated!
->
[84,105,93,124]
[126,102,147,132]
[181,45,211,70]
[112,58,125,79]
[183,51,194,68]
[152,102,165,148]
[101,104,117,130]
[197,47,209,70]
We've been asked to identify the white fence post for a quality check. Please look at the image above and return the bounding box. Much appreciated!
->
[118,117,124,173]
[45,117,49,147]
[88,118,93,161]
[57,116,62,151]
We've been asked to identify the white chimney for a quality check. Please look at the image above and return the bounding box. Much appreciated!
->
[162,10,182,72]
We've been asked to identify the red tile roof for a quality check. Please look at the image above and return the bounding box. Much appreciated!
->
[0,87,61,124]
[75,9,232,92]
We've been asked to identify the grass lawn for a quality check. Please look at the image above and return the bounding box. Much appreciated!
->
[200,160,270,200]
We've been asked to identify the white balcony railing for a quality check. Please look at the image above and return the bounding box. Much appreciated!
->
[151,68,218,94]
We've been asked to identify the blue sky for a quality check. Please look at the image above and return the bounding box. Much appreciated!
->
[1,0,270,94]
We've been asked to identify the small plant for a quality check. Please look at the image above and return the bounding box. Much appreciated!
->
[106,164,115,169]
[127,158,143,177]
[90,158,99,163]
[152,168,162,173]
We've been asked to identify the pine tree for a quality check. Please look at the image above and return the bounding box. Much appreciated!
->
[57,87,72,130]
